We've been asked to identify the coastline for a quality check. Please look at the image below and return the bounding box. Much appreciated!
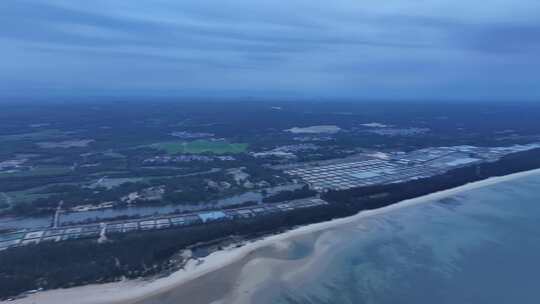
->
[6,168,540,304]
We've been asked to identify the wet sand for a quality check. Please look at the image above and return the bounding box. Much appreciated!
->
[132,257,246,304]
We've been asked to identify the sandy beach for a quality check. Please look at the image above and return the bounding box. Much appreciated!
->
[6,168,540,304]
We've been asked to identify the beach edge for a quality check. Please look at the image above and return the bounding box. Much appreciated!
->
[7,168,540,304]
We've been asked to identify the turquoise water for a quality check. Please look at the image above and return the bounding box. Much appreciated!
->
[267,173,540,304]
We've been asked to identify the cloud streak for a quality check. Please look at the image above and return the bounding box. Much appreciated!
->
[1,0,539,100]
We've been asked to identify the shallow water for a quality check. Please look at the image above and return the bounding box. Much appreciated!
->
[0,184,302,230]
[260,173,540,304]
[0,215,52,230]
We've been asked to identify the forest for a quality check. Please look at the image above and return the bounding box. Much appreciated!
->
[2,148,540,299]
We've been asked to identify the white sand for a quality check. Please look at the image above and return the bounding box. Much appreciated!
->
[7,168,540,304]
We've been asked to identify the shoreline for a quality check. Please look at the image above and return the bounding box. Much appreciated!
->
[6,168,540,304]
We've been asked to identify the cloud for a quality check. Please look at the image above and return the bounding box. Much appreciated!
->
[0,0,539,100]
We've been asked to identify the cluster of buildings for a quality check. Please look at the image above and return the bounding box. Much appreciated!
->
[144,154,236,164]
[252,144,319,159]
[3,143,539,251]
[286,144,540,191]
[0,198,328,251]
[170,131,214,139]
[286,158,442,191]
[367,127,430,136]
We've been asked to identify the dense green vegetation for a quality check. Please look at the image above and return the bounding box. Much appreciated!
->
[323,148,540,209]
[2,100,540,299]
[262,185,317,203]
[0,205,332,299]
[2,147,540,299]
[2,101,540,216]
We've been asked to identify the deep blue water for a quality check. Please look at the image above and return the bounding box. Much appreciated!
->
[269,173,540,304]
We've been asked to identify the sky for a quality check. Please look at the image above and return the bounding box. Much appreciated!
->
[1,0,539,101]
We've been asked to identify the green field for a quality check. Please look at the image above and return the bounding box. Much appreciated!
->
[151,140,248,154]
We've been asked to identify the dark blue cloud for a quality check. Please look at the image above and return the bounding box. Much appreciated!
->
[1,0,539,101]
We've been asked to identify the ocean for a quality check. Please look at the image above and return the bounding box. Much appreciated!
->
[253,172,540,304]
[127,172,540,304]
